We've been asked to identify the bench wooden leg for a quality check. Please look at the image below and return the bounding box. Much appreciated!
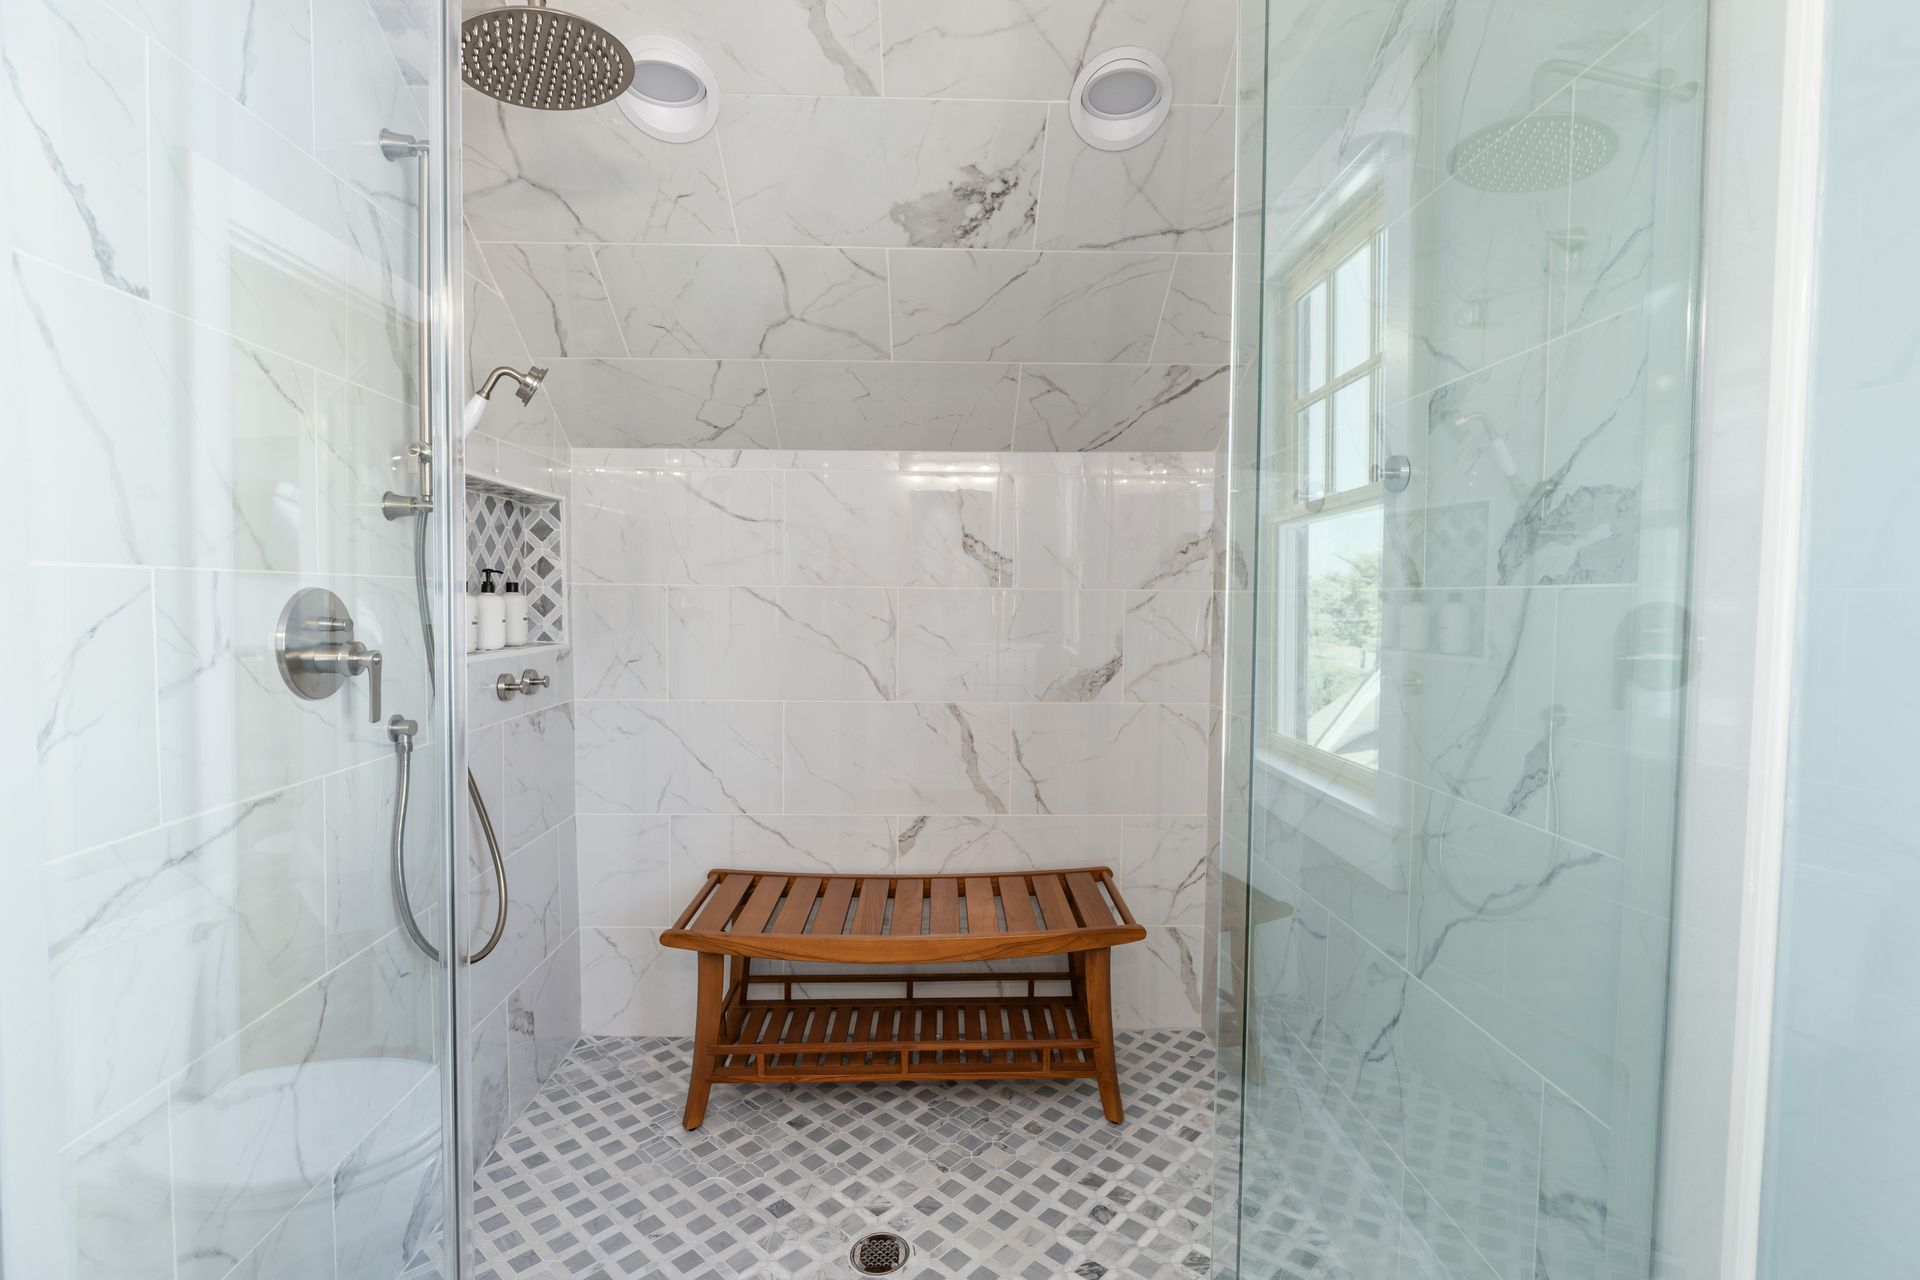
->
[683,950,723,1130]
[1083,947,1124,1123]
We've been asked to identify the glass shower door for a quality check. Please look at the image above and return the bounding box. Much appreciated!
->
[1,0,463,1276]
[1230,0,1710,1275]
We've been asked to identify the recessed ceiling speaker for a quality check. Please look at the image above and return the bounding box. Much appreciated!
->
[617,36,720,143]
[1070,47,1172,151]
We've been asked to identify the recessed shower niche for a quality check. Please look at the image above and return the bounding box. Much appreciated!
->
[465,472,566,648]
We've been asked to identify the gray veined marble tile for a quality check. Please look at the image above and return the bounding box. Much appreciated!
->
[776,586,900,701]
[1266,0,1428,110]
[572,584,668,697]
[314,375,417,579]
[464,273,568,458]
[463,88,735,244]
[217,1159,334,1280]
[467,825,566,1017]
[104,0,314,145]
[569,0,882,94]
[31,565,161,860]
[1001,589,1126,703]
[719,96,1045,248]
[879,0,1235,104]
[890,250,1175,363]
[766,361,1020,451]
[1111,926,1206,1028]
[667,586,786,700]
[330,1074,443,1280]
[897,588,1001,700]
[341,189,423,405]
[575,700,784,815]
[573,464,783,585]
[668,816,898,902]
[1010,702,1210,815]
[503,704,575,850]
[1037,105,1236,252]
[1123,589,1216,703]
[468,1002,512,1170]
[581,928,695,1036]
[1153,254,1235,363]
[596,245,890,359]
[1013,363,1229,452]
[543,359,777,449]
[5,0,149,296]
[782,467,1008,588]
[785,701,1011,815]
[314,0,427,221]
[893,815,1123,875]
[1010,466,1114,590]
[577,815,673,927]
[1110,469,1216,588]
[486,243,627,359]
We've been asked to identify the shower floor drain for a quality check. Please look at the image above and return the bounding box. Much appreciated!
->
[849,1231,912,1275]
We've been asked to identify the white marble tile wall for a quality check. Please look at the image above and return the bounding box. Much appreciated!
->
[571,449,1218,1035]
[11,0,455,1276]
[460,0,1236,454]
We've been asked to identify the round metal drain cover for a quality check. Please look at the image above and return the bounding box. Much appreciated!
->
[849,1231,912,1275]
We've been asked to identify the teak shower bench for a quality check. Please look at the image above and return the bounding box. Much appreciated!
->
[662,868,1148,1129]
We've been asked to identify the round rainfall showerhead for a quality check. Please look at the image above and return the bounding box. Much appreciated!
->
[461,1,635,111]
[1447,113,1619,193]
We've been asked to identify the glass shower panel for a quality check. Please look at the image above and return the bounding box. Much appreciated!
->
[2,1,460,1277]
[1234,0,1709,1276]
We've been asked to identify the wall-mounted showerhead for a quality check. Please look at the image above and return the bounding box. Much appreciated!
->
[462,1,635,111]
[1447,60,1697,194]
[464,365,548,437]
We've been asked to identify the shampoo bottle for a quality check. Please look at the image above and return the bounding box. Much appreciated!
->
[477,568,507,651]
[1436,592,1473,655]
[504,581,530,647]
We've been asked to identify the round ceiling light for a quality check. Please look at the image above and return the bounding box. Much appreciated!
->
[1070,47,1172,151]
[617,37,719,143]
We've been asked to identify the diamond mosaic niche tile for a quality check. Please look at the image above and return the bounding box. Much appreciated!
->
[465,480,565,645]
[416,1030,1218,1280]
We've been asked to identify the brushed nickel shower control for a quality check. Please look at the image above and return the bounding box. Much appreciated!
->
[495,668,551,701]
[275,587,384,723]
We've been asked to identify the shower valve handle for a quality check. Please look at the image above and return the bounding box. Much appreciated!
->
[289,641,383,723]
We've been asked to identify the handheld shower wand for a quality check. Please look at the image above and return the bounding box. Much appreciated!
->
[464,364,548,438]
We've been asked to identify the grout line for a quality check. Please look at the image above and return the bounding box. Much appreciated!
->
[1145,256,1182,365]
[708,119,746,247]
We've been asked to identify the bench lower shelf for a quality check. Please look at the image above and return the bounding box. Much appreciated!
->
[712,985,1103,1083]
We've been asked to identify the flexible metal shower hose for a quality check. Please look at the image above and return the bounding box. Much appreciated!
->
[390,727,510,964]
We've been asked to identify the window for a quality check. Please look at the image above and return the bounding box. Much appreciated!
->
[1264,199,1385,778]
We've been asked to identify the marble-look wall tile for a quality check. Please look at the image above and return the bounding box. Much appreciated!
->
[1001,589,1125,702]
[329,1073,441,1280]
[897,589,1000,700]
[55,1090,175,1280]
[313,0,424,220]
[469,824,566,1017]
[1124,816,1211,927]
[878,0,1235,104]
[720,96,1046,249]
[468,1001,512,1168]
[464,269,567,459]
[464,89,734,243]
[890,250,1174,363]
[785,701,1011,815]
[1010,702,1210,815]
[767,361,1021,450]
[599,245,890,360]
[1111,926,1206,1028]
[577,815,673,926]
[783,468,1010,588]
[1010,464,1114,590]
[546,359,778,450]
[1012,364,1229,452]
[667,586,785,700]
[503,705,576,850]
[1110,471,1217,588]
[669,816,898,901]
[573,585,668,698]
[31,565,160,859]
[1037,105,1235,252]
[1152,255,1235,363]
[573,466,783,584]
[106,0,313,145]
[487,243,626,359]
[6,0,149,295]
[581,927,695,1037]
[1123,589,1216,702]
[777,587,900,701]
[572,0,882,95]
[893,814,1124,875]
[575,701,784,815]
[223,1176,334,1280]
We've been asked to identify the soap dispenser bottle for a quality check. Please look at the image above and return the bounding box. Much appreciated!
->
[477,568,507,651]
[504,580,530,648]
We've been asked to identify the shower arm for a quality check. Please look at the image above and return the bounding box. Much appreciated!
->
[1529,60,1699,109]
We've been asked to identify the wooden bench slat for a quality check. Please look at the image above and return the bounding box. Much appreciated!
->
[850,878,891,935]
[732,874,790,937]
[814,878,857,937]
[1065,872,1117,928]
[929,879,960,935]
[771,876,823,933]
[893,878,925,937]
[999,875,1039,934]
[686,872,749,932]
[963,877,1000,933]
[1031,874,1076,933]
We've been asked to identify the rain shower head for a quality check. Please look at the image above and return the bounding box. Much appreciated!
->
[461,1,635,111]
[1446,60,1697,194]
[1447,113,1619,192]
